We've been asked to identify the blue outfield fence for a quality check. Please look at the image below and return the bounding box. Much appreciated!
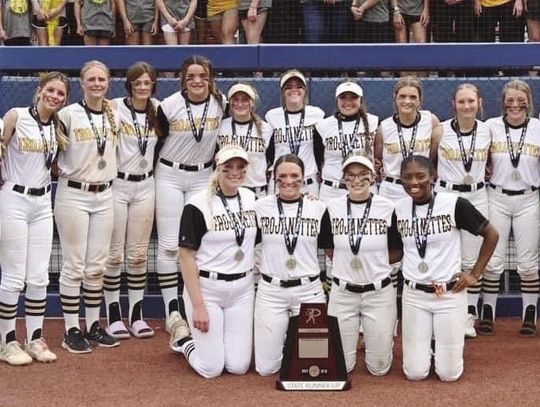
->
[1,44,539,317]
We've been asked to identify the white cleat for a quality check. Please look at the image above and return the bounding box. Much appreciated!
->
[0,341,33,366]
[465,313,478,339]
[26,338,57,363]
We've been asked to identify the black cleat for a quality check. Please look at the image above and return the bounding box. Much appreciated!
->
[85,322,120,348]
[62,327,92,354]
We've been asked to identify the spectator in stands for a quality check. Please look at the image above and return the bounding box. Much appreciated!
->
[32,0,67,45]
[156,0,196,45]
[392,0,430,43]
[262,0,302,43]
[62,0,83,44]
[208,0,239,43]
[350,0,392,43]
[238,0,270,43]
[116,0,158,45]
[193,0,219,43]
[300,0,324,43]
[300,0,352,43]
[476,0,525,42]
[526,0,540,41]
[430,0,476,43]
[74,0,115,45]
[0,0,33,45]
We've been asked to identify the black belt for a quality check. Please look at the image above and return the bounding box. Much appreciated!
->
[159,158,213,171]
[261,273,319,288]
[117,170,154,182]
[67,180,113,193]
[489,184,539,196]
[303,177,315,186]
[333,276,392,294]
[12,184,51,196]
[199,270,247,281]
[323,179,347,190]
[384,176,403,185]
[439,180,484,192]
[404,279,457,293]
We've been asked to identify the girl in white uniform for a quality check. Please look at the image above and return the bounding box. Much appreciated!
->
[432,84,492,339]
[56,60,119,354]
[178,146,257,378]
[254,154,329,376]
[0,72,69,365]
[393,155,498,382]
[156,55,225,351]
[217,83,273,199]
[104,62,160,340]
[375,77,440,202]
[265,70,325,197]
[324,153,398,375]
[315,80,379,204]
[480,80,540,337]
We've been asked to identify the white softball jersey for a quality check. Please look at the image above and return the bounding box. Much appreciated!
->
[217,117,273,188]
[1,108,55,188]
[325,194,396,285]
[486,116,540,189]
[315,112,379,182]
[158,92,224,165]
[437,119,492,184]
[57,102,119,183]
[380,110,433,178]
[394,192,488,284]
[254,194,329,280]
[265,105,325,178]
[179,187,258,274]
[113,97,159,174]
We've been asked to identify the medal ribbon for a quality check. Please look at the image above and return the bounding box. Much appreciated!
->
[30,106,56,169]
[127,98,150,158]
[217,188,246,248]
[338,117,361,159]
[412,193,436,260]
[452,119,478,174]
[396,114,419,160]
[277,196,304,256]
[283,109,305,156]
[82,101,107,156]
[504,117,529,169]
[185,98,210,143]
[231,120,253,151]
[347,196,372,256]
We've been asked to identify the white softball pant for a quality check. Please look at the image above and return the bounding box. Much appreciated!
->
[107,176,155,275]
[327,281,396,375]
[0,184,52,291]
[184,273,255,378]
[54,179,114,288]
[254,278,326,376]
[401,285,467,382]
[155,162,212,273]
[486,188,539,278]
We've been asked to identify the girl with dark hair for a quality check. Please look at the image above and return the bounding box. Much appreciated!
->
[156,55,225,352]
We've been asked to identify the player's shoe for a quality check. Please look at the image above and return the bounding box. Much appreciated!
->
[477,304,495,336]
[62,327,92,354]
[128,320,155,339]
[0,341,32,366]
[519,305,537,337]
[85,322,120,348]
[465,313,477,339]
[25,338,57,363]
[106,320,131,340]
[166,311,191,353]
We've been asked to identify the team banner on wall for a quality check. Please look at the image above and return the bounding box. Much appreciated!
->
[277,303,350,391]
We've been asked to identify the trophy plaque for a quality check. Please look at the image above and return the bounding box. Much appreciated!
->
[276,302,350,391]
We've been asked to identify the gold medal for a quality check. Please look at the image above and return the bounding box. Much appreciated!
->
[350,257,361,270]
[418,261,429,273]
[234,249,244,261]
[286,257,297,270]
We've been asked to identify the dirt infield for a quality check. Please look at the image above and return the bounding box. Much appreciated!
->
[1,318,539,407]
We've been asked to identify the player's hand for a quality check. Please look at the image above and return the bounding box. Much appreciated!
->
[247,6,257,22]
[123,20,135,35]
[420,9,430,26]
[451,272,478,293]
[393,13,405,29]
[192,304,210,332]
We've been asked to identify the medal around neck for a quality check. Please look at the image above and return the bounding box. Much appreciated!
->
[418,261,429,273]
[234,249,245,261]
[463,174,475,185]
[512,170,521,181]
[98,158,107,169]
[139,158,148,169]
[286,257,297,270]
[350,257,361,270]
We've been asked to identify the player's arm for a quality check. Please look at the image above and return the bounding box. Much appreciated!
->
[313,127,324,174]
[1,109,18,155]
[452,197,498,293]
[387,211,403,264]
[74,0,84,36]
[179,204,209,332]
[430,122,442,176]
